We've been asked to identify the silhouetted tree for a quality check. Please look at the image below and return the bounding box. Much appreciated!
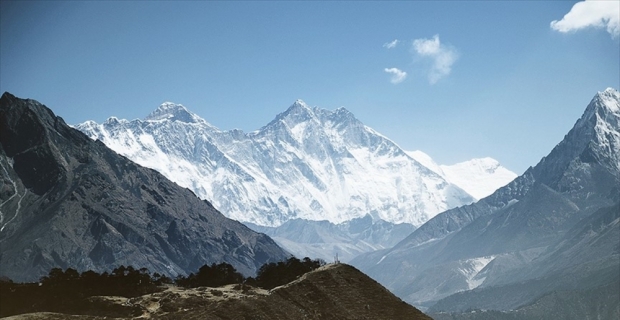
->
[176,262,243,288]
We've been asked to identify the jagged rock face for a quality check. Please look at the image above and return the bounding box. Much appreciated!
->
[352,88,620,311]
[75,99,478,227]
[0,93,289,282]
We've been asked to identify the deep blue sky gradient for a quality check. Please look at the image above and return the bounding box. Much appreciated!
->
[1,1,618,174]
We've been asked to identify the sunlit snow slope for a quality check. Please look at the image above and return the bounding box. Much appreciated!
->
[407,151,517,200]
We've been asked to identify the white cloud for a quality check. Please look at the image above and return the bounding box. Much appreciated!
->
[550,0,620,38]
[383,39,399,49]
[384,68,407,84]
[412,35,458,84]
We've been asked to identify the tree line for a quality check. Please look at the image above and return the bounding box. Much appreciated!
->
[177,256,325,290]
[0,256,325,318]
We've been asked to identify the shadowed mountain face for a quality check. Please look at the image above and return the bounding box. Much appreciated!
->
[0,92,289,282]
[352,88,620,314]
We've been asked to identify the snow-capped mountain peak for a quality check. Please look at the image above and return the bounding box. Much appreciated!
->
[274,101,360,131]
[103,116,129,127]
[292,99,309,108]
[440,157,517,200]
[599,87,620,114]
[282,99,316,123]
[460,157,501,173]
[262,99,317,133]
[407,151,517,200]
[326,106,360,128]
[590,88,620,172]
[145,101,205,124]
[581,88,620,122]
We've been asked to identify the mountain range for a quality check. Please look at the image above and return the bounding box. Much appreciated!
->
[1,87,617,319]
[351,88,620,317]
[75,99,516,262]
[75,100,516,228]
[0,92,289,282]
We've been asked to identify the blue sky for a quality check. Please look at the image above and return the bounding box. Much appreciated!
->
[1,1,618,174]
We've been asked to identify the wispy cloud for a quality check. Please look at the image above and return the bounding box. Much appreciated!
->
[383,39,399,49]
[384,68,407,84]
[411,35,458,84]
[550,0,620,38]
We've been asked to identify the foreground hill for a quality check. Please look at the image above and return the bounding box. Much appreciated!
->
[5,264,432,320]
[0,92,288,282]
[352,88,620,316]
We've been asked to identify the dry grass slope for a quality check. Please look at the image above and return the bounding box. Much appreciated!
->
[5,264,431,320]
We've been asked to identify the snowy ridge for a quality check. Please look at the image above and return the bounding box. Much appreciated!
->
[592,88,620,172]
[145,102,213,125]
[75,100,515,227]
[407,151,517,200]
[565,88,620,175]
[598,87,620,114]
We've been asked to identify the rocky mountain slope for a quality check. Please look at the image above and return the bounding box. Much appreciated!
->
[0,92,289,282]
[75,100,495,227]
[5,264,432,320]
[351,88,620,314]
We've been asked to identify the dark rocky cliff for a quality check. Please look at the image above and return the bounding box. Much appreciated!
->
[0,92,289,281]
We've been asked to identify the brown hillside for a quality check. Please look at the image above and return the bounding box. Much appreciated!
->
[5,263,431,320]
